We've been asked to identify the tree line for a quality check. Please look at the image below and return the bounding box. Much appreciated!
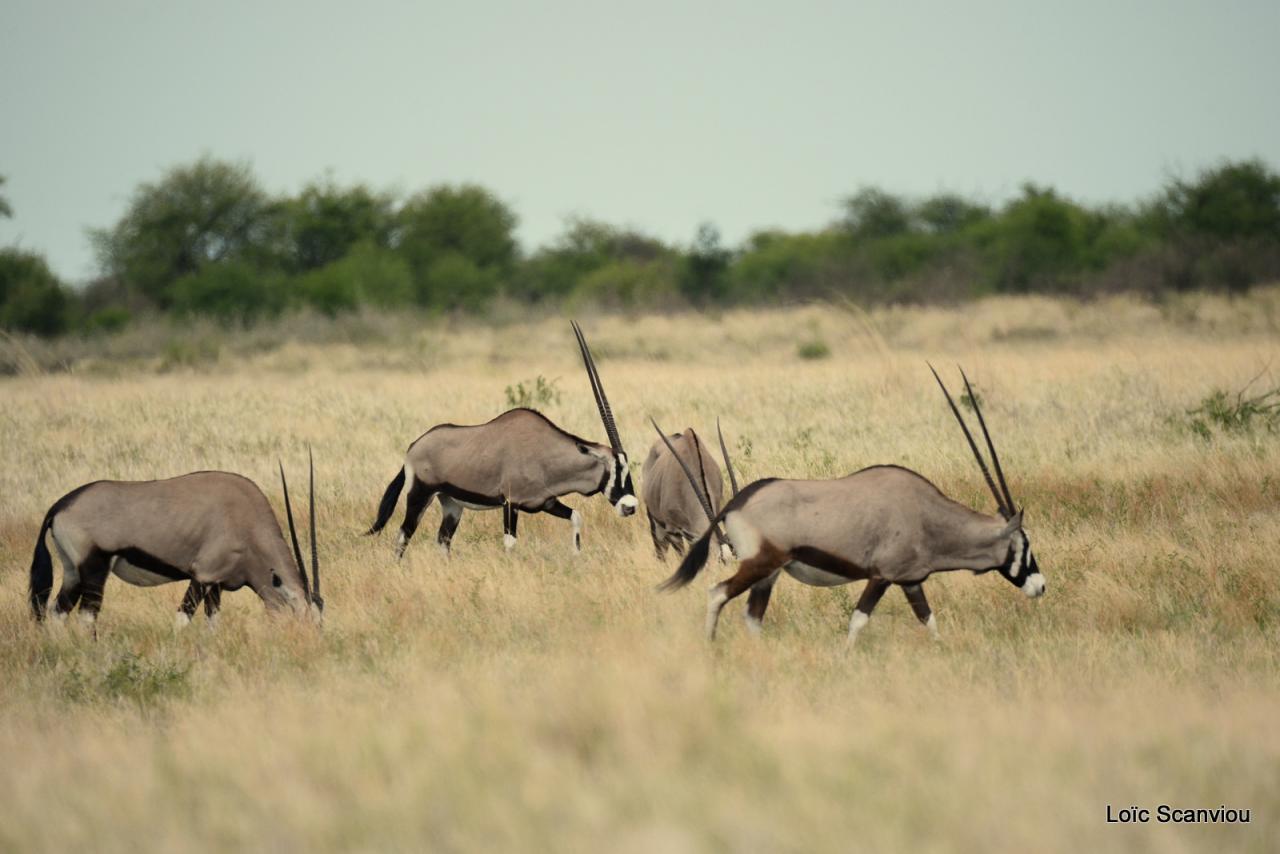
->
[2,157,1279,336]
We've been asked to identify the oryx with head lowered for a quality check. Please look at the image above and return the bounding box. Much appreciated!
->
[659,366,1045,643]
[645,418,736,562]
[367,321,637,556]
[28,455,323,627]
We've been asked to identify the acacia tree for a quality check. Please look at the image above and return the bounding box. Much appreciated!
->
[282,178,397,272]
[90,157,278,306]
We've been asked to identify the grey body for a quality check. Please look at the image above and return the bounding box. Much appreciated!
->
[642,429,725,559]
[29,471,317,625]
[367,321,638,556]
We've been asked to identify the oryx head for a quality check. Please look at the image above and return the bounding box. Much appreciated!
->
[930,365,1045,599]
[650,416,740,560]
[276,448,325,619]
[573,321,637,517]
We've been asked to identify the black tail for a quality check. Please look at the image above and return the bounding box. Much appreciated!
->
[366,467,407,535]
[658,528,713,592]
[29,511,55,620]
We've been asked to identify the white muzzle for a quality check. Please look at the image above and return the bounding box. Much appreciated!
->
[1021,572,1046,598]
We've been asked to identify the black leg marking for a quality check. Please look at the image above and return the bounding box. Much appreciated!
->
[848,578,891,643]
[180,582,205,619]
[541,498,580,551]
[203,585,222,619]
[436,495,463,552]
[901,582,938,638]
[745,573,778,634]
[397,479,435,558]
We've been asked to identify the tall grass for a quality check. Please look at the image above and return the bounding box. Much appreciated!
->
[0,292,1277,852]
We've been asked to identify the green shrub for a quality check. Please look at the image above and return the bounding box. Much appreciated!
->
[296,243,412,316]
[797,338,830,360]
[171,261,285,322]
[505,375,562,409]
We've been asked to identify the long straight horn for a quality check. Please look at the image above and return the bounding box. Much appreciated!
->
[958,367,1016,514]
[308,445,320,605]
[716,417,740,497]
[650,418,727,541]
[572,320,623,453]
[927,364,1010,518]
[278,461,311,598]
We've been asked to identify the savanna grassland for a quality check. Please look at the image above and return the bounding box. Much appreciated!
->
[1,292,1279,853]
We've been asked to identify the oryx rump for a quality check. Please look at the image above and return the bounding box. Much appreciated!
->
[366,322,637,556]
[644,418,735,561]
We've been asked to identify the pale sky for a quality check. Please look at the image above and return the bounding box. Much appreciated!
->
[2,0,1278,283]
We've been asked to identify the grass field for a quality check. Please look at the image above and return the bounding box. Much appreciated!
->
[1,291,1278,852]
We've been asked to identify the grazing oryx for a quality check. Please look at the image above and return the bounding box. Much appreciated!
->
[366,321,637,556]
[28,455,323,626]
[659,365,1045,643]
[644,418,735,561]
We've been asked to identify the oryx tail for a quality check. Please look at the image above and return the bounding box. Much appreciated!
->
[29,509,54,620]
[366,466,407,535]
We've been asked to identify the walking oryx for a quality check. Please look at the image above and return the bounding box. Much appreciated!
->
[366,321,638,556]
[659,366,1045,643]
[644,418,736,562]
[28,455,323,626]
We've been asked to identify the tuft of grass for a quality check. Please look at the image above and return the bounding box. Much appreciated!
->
[504,375,562,410]
[61,652,192,708]
[796,338,830,360]
[1186,382,1280,439]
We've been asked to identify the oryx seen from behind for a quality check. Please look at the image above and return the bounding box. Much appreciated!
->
[645,418,736,562]
[659,366,1045,643]
[28,455,323,626]
[366,321,637,556]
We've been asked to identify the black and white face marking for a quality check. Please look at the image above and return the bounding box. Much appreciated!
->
[606,452,638,517]
[999,531,1045,598]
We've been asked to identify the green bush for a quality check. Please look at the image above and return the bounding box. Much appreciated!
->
[296,243,412,316]
[170,261,285,322]
[0,248,70,335]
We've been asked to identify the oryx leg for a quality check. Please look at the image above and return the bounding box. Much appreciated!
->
[177,581,205,627]
[706,549,787,641]
[670,532,690,557]
[396,478,436,558]
[744,569,781,636]
[848,578,890,645]
[50,522,86,620]
[901,583,939,640]
[203,584,222,626]
[75,556,110,631]
[541,498,581,552]
[648,513,668,561]
[436,495,464,555]
[504,502,519,551]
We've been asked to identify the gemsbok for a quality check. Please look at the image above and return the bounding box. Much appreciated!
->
[645,418,736,561]
[659,366,1045,642]
[366,321,637,556]
[28,455,323,626]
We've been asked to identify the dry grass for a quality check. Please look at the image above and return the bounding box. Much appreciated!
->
[1,291,1278,852]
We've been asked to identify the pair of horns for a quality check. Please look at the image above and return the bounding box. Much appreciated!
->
[572,321,624,454]
[929,364,1017,520]
[649,417,739,535]
[278,447,322,608]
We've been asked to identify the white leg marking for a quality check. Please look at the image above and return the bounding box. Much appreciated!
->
[925,613,940,640]
[77,609,97,627]
[744,612,763,637]
[571,509,582,553]
[705,583,729,640]
[723,512,761,560]
[847,610,870,644]
[503,533,517,550]
[395,530,409,557]
[174,611,192,629]
[207,611,220,630]
[719,542,735,562]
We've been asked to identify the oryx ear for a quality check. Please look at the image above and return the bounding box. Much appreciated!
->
[997,509,1024,539]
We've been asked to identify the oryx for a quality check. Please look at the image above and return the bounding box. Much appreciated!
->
[366,321,637,556]
[28,455,323,626]
[644,418,735,561]
[659,366,1045,643]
